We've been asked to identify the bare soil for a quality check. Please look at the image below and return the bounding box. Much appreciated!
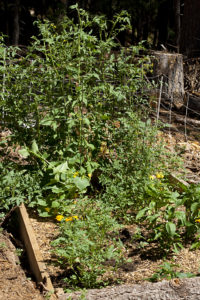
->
[0,230,44,300]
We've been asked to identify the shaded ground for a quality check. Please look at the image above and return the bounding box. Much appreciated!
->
[0,230,44,300]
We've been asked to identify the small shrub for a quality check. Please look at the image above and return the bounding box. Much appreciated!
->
[51,198,124,288]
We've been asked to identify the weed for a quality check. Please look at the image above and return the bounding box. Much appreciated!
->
[148,261,195,282]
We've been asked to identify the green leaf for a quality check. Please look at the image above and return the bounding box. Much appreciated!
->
[190,241,200,250]
[51,186,64,194]
[18,148,30,158]
[32,140,39,153]
[89,143,95,150]
[136,208,148,220]
[175,211,186,225]
[40,118,54,126]
[37,199,47,206]
[53,161,69,174]
[52,201,60,208]
[83,117,90,126]
[191,202,199,214]
[39,212,50,217]
[177,272,195,279]
[166,222,176,237]
[73,177,90,191]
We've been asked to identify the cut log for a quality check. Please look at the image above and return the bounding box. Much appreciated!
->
[185,93,200,115]
[152,51,185,109]
[59,277,200,300]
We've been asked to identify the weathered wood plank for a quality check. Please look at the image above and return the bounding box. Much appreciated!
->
[168,172,189,192]
[16,203,57,300]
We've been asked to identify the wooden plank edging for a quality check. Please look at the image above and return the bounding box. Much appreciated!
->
[16,203,57,300]
[168,172,189,192]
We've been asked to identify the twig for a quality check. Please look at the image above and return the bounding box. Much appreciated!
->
[156,75,163,123]
[184,92,189,141]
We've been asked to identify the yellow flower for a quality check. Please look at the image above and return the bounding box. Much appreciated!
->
[73,171,79,178]
[72,215,79,220]
[156,172,164,179]
[65,217,73,222]
[45,207,50,212]
[56,215,64,222]
[195,219,200,223]
[88,173,92,178]
[149,175,156,180]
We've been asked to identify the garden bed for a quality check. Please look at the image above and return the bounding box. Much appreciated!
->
[2,108,200,298]
[28,209,200,287]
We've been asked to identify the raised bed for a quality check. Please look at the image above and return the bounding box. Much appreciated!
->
[1,173,197,300]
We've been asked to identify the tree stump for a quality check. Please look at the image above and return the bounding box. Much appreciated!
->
[152,51,185,109]
[59,278,200,300]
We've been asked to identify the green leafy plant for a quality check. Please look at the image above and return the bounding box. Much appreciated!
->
[148,261,195,282]
[0,161,43,217]
[135,177,200,254]
[0,5,154,218]
[51,198,124,289]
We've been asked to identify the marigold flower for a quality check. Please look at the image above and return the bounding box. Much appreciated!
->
[149,175,156,180]
[56,215,64,222]
[88,173,92,178]
[195,218,200,223]
[65,217,73,222]
[156,172,164,179]
[72,215,79,220]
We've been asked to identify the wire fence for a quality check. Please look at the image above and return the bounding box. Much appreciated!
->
[150,70,200,183]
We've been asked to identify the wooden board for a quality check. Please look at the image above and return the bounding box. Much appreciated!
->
[16,203,57,300]
[168,172,189,192]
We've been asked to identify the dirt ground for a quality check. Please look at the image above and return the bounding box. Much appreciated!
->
[0,230,44,300]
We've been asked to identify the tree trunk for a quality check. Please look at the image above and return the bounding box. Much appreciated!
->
[157,0,170,47]
[180,0,200,57]
[153,51,185,108]
[58,277,200,300]
[12,0,20,45]
[174,0,181,53]
[4,0,9,44]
